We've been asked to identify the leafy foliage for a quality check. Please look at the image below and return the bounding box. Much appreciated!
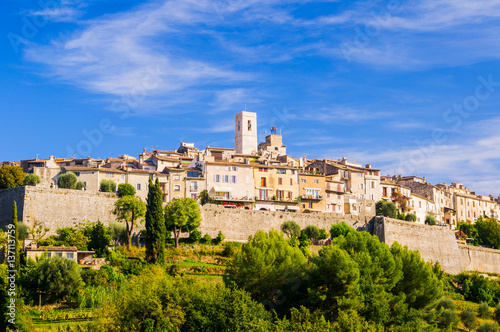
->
[303,225,321,241]
[375,200,398,218]
[330,222,355,238]
[58,172,78,189]
[425,214,437,226]
[476,217,500,249]
[86,220,111,257]
[117,183,136,197]
[145,178,166,263]
[164,197,201,247]
[75,181,85,190]
[23,173,40,186]
[57,226,89,250]
[213,231,225,245]
[100,179,116,192]
[405,213,417,222]
[281,220,301,238]
[113,195,146,249]
[0,165,26,189]
[460,307,476,331]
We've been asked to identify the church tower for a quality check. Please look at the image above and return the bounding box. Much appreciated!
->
[235,111,257,155]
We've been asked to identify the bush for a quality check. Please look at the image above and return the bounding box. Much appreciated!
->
[117,183,136,197]
[23,174,40,186]
[201,234,212,245]
[436,297,456,311]
[479,302,491,318]
[100,180,116,192]
[376,200,398,218]
[303,225,320,241]
[213,231,225,245]
[222,242,240,257]
[0,165,26,189]
[496,304,500,323]
[18,222,29,241]
[438,310,458,329]
[330,222,354,238]
[58,172,78,189]
[281,220,300,238]
[75,181,85,190]
[397,212,406,220]
[318,228,329,240]
[189,230,202,243]
[405,213,417,222]
[478,322,499,332]
[460,308,476,331]
[426,214,437,226]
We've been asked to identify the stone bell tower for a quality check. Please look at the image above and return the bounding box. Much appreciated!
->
[235,111,257,155]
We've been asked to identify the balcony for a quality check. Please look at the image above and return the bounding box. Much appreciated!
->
[212,195,254,202]
[300,194,322,201]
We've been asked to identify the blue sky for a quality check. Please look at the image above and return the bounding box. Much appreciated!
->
[2,0,500,195]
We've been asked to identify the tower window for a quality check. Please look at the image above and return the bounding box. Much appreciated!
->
[237,121,241,131]
[248,120,252,131]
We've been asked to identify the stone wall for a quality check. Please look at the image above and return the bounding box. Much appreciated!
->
[0,186,25,227]
[199,204,371,241]
[459,244,500,274]
[372,217,463,275]
[0,186,117,233]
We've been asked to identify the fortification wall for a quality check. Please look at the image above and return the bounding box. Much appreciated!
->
[0,186,117,233]
[199,204,370,241]
[0,186,25,227]
[459,244,500,274]
[372,217,463,275]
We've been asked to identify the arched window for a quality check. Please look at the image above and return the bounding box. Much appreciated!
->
[248,120,252,131]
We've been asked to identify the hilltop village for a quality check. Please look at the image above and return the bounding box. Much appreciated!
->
[3,111,499,228]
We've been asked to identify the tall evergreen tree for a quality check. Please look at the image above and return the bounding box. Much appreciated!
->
[12,201,20,275]
[145,178,166,263]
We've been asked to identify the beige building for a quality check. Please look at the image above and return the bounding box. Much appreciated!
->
[253,164,299,211]
[299,173,325,212]
[325,175,346,214]
[409,193,437,224]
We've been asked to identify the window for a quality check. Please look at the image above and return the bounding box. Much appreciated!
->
[121,175,125,180]
[174,185,180,191]
[190,182,198,191]
[309,202,313,208]
[278,178,283,185]
[232,166,238,171]
[106,172,113,177]
[277,169,286,174]
[314,179,319,184]
[224,175,229,183]
[137,183,141,190]
[191,194,198,199]
[55,252,62,257]
[214,174,220,182]
[419,201,422,208]
[84,181,87,187]
[261,177,267,187]
[246,176,250,184]
[74,172,80,176]
[290,178,293,185]
[301,178,306,183]
[258,168,268,172]
[237,121,241,131]
[231,175,237,183]
[357,173,363,177]
[259,189,268,200]
[66,253,74,259]
[187,171,198,177]
[173,175,180,181]
[246,167,250,172]
[248,120,252,131]
[47,252,51,258]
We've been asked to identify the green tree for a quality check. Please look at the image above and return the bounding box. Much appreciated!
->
[479,302,491,319]
[23,173,40,186]
[28,220,49,241]
[12,202,20,276]
[108,223,127,247]
[28,256,83,303]
[318,228,329,240]
[281,220,301,238]
[496,303,500,323]
[226,230,307,312]
[0,165,26,189]
[113,196,146,249]
[75,181,85,190]
[57,226,89,250]
[201,233,212,244]
[405,213,417,222]
[100,179,116,192]
[164,197,202,248]
[438,310,458,329]
[425,214,437,226]
[58,172,78,189]
[477,322,499,332]
[330,222,355,238]
[460,308,476,331]
[303,225,321,241]
[458,222,479,244]
[86,221,111,257]
[17,222,29,241]
[117,183,136,197]
[188,230,202,243]
[376,200,398,218]
[476,217,500,249]
[213,231,225,245]
[145,178,166,264]
[397,212,405,220]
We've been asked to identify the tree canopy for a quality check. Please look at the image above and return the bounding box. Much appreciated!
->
[117,183,136,197]
[58,172,78,189]
[23,174,40,186]
[164,197,202,247]
[113,195,146,249]
[145,178,166,263]
[0,165,26,190]
[281,220,301,238]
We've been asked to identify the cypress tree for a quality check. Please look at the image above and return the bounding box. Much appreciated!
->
[145,178,166,263]
[12,201,20,275]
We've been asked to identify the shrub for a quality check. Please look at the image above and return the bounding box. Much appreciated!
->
[189,230,202,243]
[100,179,116,192]
[213,231,225,245]
[330,222,354,238]
[58,172,78,189]
[438,310,458,329]
[479,302,491,319]
[376,200,398,218]
[201,234,212,245]
[460,308,476,331]
[222,242,240,257]
[426,214,437,226]
[477,322,499,332]
[281,220,300,238]
[117,183,136,197]
[75,181,85,190]
[496,304,500,323]
[0,165,26,189]
[405,213,417,222]
[303,225,320,241]
[318,228,329,240]
[436,297,456,311]
[23,174,41,186]
[397,212,406,220]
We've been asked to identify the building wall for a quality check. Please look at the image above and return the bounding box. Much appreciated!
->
[235,111,257,155]
[299,174,325,212]
[206,163,255,200]
[0,186,25,227]
[459,244,500,274]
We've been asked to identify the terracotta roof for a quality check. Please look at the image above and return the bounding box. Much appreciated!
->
[154,156,182,162]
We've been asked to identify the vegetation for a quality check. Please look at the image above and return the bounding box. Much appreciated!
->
[113,195,146,249]
[405,213,417,222]
[117,183,136,197]
[100,179,116,192]
[375,200,398,218]
[281,220,301,238]
[145,178,166,263]
[23,174,40,186]
[0,165,26,189]
[303,225,321,241]
[86,221,111,257]
[13,202,20,275]
[75,181,85,190]
[58,172,78,189]
[165,197,202,247]
[458,217,500,249]
[426,213,438,225]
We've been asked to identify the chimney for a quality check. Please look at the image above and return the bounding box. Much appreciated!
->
[365,164,371,169]
[174,148,177,153]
